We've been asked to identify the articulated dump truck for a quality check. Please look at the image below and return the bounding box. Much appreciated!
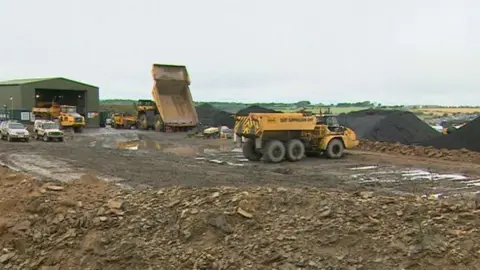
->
[151,64,199,132]
[234,112,359,163]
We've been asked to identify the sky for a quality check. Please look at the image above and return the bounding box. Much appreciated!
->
[0,0,479,105]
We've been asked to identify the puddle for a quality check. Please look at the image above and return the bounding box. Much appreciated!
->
[113,140,231,157]
[89,132,248,166]
[348,164,478,196]
[400,169,468,180]
[349,166,378,170]
[5,153,124,183]
[89,131,232,157]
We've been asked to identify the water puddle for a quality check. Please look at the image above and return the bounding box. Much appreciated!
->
[113,140,231,157]
[90,132,246,166]
[347,164,478,196]
[5,153,124,183]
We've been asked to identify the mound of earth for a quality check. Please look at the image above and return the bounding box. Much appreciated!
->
[236,105,280,116]
[2,168,480,269]
[420,116,480,152]
[196,104,234,128]
[339,110,441,144]
[359,140,480,164]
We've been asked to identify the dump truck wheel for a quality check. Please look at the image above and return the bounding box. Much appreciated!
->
[242,139,262,161]
[138,114,148,130]
[263,140,286,163]
[154,121,164,132]
[285,139,305,161]
[325,139,344,159]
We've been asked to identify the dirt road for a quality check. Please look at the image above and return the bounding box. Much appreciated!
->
[0,128,479,198]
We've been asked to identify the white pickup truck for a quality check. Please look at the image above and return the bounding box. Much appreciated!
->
[34,120,64,142]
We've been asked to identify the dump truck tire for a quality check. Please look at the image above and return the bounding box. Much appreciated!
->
[242,139,262,161]
[325,139,344,159]
[285,139,305,161]
[263,140,286,163]
[138,114,148,130]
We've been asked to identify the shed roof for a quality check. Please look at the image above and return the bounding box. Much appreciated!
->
[0,77,98,88]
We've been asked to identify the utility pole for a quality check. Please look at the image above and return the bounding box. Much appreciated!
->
[9,96,13,120]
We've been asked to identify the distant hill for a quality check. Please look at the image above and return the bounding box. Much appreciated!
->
[100,99,136,105]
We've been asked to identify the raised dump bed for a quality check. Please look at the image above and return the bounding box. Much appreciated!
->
[151,64,199,131]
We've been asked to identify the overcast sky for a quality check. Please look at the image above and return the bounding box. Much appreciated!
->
[0,0,478,105]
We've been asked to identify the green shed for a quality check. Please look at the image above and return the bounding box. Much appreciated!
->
[0,77,100,127]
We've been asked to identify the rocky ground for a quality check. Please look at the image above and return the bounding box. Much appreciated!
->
[1,129,480,269]
[2,167,480,270]
[358,140,480,164]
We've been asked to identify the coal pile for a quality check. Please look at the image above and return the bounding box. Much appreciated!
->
[236,105,280,116]
[420,116,480,151]
[339,109,441,144]
[196,104,234,128]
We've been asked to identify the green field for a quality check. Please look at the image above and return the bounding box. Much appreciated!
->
[280,106,368,114]
[99,99,372,115]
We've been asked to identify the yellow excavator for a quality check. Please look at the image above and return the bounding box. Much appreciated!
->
[32,104,85,133]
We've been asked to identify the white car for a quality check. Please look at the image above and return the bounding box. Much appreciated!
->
[0,121,30,142]
[34,120,64,142]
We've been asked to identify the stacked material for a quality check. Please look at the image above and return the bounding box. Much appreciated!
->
[420,116,480,151]
[236,105,280,116]
[339,109,441,144]
[195,104,234,128]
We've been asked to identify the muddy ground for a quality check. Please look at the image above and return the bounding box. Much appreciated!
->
[2,128,480,269]
[0,127,479,198]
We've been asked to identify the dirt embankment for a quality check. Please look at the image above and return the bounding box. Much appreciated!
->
[1,167,480,269]
[359,140,480,164]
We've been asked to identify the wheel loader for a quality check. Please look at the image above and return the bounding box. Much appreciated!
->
[234,112,359,163]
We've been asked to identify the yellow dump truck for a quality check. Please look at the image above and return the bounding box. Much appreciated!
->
[151,64,199,132]
[112,113,137,129]
[234,112,359,163]
[32,104,85,133]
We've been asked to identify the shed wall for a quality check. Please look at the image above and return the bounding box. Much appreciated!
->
[20,79,100,127]
[0,85,23,120]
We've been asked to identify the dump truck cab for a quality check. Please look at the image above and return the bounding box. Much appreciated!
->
[234,113,359,163]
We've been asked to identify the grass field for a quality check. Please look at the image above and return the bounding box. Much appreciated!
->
[412,107,480,116]
[280,106,368,114]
